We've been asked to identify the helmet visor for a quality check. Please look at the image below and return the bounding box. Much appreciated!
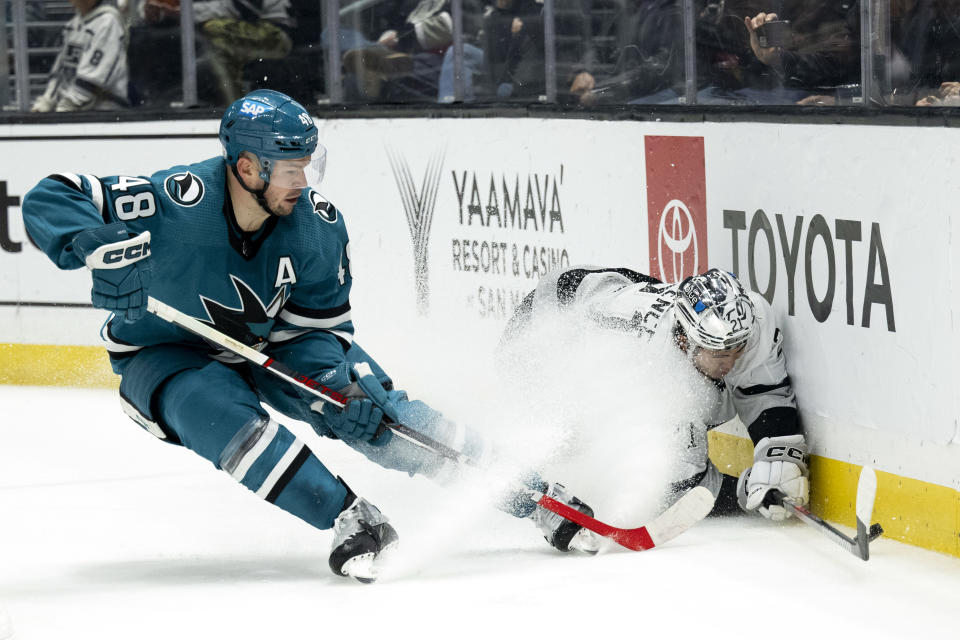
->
[267,145,327,189]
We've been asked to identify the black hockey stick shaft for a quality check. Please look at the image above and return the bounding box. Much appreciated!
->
[771,491,883,560]
[146,297,471,463]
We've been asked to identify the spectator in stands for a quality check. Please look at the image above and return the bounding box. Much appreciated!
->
[138,0,180,25]
[743,1,861,104]
[437,40,486,103]
[437,0,486,102]
[572,0,861,107]
[31,0,130,112]
[576,0,690,104]
[23,1,66,48]
[341,0,483,103]
[570,0,755,106]
[482,0,595,101]
[125,0,182,108]
[482,0,544,98]
[916,82,960,105]
[193,0,294,105]
[882,0,960,106]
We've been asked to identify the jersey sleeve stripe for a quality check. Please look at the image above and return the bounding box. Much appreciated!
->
[328,330,353,351]
[48,173,83,192]
[328,329,354,345]
[267,327,354,348]
[79,174,108,222]
[746,406,801,443]
[283,300,351,320]
[48,173,108,222]
[737,377,792,396]
[267,328,311,343]
[279,307,351,329]
[101,320,144,355]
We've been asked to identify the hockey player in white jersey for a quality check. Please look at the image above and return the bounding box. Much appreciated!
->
[502,266,808,521]
[32,0,129,112]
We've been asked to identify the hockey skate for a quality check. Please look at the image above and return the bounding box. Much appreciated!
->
[329,497,399,583]
[530,483,601,554]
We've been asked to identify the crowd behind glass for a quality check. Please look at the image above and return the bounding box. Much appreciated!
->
[3,0,959,113]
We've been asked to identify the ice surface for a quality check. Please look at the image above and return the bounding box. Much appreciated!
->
[2,382,959,640]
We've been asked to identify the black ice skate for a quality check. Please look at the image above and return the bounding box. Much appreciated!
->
[530,482,601,554]
[329,496,399,583]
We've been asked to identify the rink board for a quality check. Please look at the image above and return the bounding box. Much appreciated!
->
[0,117,958,559]
[710,430,960,558]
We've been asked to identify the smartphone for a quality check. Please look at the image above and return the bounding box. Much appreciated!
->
[756,20,791,48]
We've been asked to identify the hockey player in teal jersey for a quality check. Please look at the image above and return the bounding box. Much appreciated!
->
[21,89,598,582]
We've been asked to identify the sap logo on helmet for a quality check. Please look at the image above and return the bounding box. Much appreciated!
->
[239,100,273,117]
[309,190,338,224]
[163,171,205,207]
[298,113,313,127]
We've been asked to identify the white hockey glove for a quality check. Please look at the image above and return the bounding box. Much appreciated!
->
[736,434,809,521]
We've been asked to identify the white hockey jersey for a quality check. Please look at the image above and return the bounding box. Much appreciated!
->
[34,2,128,112]
[505,265,799,444]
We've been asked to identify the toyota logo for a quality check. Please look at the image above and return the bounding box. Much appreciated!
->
[657,199,700,283]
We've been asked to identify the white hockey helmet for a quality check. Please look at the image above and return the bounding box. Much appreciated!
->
[675,269,756,351]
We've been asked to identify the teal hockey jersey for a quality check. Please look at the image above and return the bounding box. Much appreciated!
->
[22,156,354,374]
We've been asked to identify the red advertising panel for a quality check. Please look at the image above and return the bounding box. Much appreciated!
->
[645,136,708,283]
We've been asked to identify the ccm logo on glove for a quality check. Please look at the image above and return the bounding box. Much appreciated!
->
[102,240,150,264]
[83,231,152,269]
[764,445,804,462]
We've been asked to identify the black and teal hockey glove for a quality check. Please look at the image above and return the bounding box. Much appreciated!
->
[312,362,395,446]
[72,222,152,322]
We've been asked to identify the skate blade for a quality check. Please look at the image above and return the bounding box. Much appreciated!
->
[569,528,601,555]
[341,552,378,584]
[340,540,400,584]
[379,539,399,560]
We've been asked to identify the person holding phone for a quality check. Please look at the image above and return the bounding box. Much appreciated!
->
[743,1,860,104]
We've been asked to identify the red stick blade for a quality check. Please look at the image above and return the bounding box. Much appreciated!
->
[537,495,655,551]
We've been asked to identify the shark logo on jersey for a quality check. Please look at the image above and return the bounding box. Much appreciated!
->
[198,275,288,347]
[164,171,205,207]
[309,190,338,224]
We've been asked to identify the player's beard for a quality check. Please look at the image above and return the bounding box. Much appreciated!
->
[264,185,302,216]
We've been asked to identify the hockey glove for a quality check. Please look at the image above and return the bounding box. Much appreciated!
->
[311,362,395,446]
[72,222,152,322]
[737,434,809,521]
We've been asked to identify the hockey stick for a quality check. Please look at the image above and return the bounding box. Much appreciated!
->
[770,466,882,561]
[145,296,714,551]
[538,485,716,551]
[145,296,470,463]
